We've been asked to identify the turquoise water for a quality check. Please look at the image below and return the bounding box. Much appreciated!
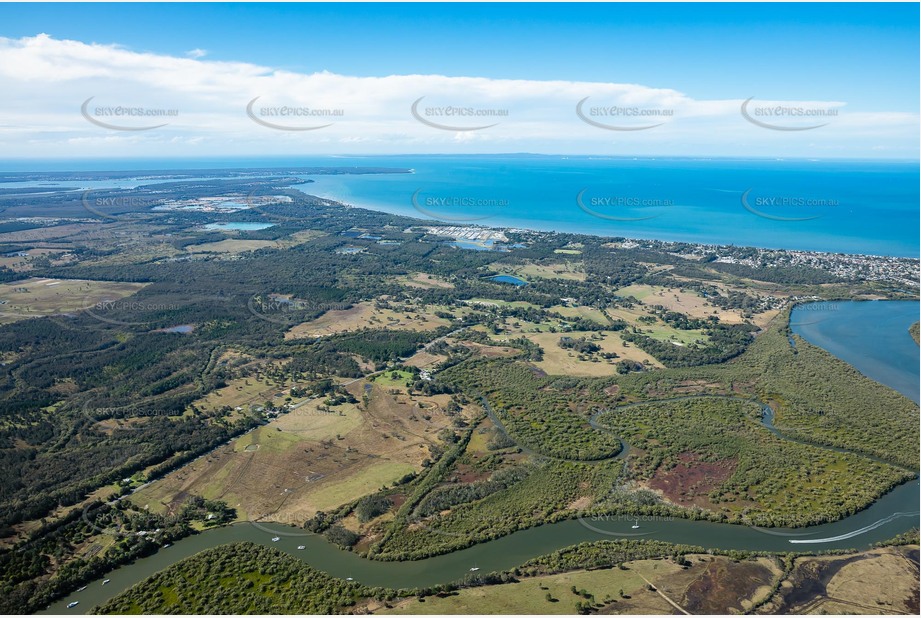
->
[292,156,919,257]
[2,157,917,256]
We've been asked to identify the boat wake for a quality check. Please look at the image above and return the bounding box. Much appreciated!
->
[788,511,920,544]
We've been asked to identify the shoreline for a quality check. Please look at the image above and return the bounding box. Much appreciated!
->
[292,183,921,262]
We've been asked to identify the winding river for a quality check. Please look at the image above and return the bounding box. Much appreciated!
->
[44,300,920,614]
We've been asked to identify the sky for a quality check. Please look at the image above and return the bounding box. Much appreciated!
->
[0,2,918,159]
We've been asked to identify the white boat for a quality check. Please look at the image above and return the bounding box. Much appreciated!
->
[102,579,110,585]
[631,520,640,529]
[271,536,280,542]
[163,544,170,548]
[469,567,480,572]
[346,577,354,581]
[296,545,306,550]
[77,586,87,591]
[67,602,79,608]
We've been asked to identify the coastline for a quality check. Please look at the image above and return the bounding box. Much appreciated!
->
[293,185,920,291]
[290,182,921,262]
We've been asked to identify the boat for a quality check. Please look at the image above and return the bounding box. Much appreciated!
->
[631,520,640,529]
[163,544,171,548]
[469,567,480,572]
[271,536,280,542]
[77,586,87,591]
[102,579,110,585]
[67,602,79,608]
[296,545,306,550]
[346,577,354,581]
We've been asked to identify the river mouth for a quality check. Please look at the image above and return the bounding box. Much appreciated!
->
[44,300,921,613]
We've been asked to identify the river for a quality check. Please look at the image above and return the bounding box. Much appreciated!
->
[44,300,920,613]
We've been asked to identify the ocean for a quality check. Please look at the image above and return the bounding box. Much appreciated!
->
[1,156,917,257]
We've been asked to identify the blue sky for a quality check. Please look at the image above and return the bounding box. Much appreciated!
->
[0,3,918,158]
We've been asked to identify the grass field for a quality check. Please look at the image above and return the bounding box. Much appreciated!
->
[549,304,610,325]
[372,369,416,389]
[397,272,455,289]
[510,262,586,281]
[605,305,710,345]
[0,277,147,324]
[614,283,780,328]
[617,283,736,322]
[132,381,462,525]
[521,331,662,375]
[186,239,276,254]
[186,229,324,255]
[378,554,782,615]
[758,546,918,615]
[286,301,452,339]
[402,349,448,370]
[184,358,299,415]
[465,298,540,309]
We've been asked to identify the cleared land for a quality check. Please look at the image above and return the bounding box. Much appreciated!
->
[285,301,453,339]
[758,546,919,615]
[0,277,147,324]
[523,331,662,375]
[378,554,782,615]
[616,284,746,323]
[186,229,325,255]
[510,262,586,282]
[132,381,461,525]
[605,305,709,346]
[614,282,783,329]
[397,273,456,289]
[186,239,276,254]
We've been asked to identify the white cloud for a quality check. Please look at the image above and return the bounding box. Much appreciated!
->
[0,34,916,158]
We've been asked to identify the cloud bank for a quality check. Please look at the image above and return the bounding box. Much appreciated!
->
[0,34,916,158]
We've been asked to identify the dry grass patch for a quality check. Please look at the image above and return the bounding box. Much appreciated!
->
[285,302,451,339]
[616,283,746,323]
[398,273,455,289]
[513,331,662,376]
[513,262,586,281]
[761,547,920,615]
[132,381,463,526]
[0,277,147,324]
[186,239,276,254]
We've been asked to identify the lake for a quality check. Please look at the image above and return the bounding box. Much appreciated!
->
[488,274,529,286]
